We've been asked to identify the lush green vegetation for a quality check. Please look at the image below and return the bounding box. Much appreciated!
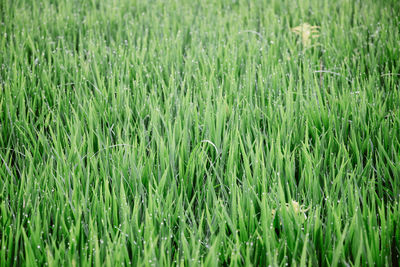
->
[1,0,400,266]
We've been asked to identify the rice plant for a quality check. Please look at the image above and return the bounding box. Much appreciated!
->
[0,0,399,266]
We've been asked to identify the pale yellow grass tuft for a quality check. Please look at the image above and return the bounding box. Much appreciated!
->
[272,200,310,220]
[291,23,320,47]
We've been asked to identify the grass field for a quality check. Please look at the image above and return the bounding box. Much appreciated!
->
[1,0,400,266]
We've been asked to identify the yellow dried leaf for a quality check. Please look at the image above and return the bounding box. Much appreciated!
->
[291,23,320,47]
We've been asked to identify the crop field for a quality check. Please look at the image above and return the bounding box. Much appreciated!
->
[1,0,400,266]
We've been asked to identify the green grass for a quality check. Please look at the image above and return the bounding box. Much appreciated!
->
[1,0,400,266]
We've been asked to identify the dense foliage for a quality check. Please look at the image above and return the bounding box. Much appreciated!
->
[1,0,399,265]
